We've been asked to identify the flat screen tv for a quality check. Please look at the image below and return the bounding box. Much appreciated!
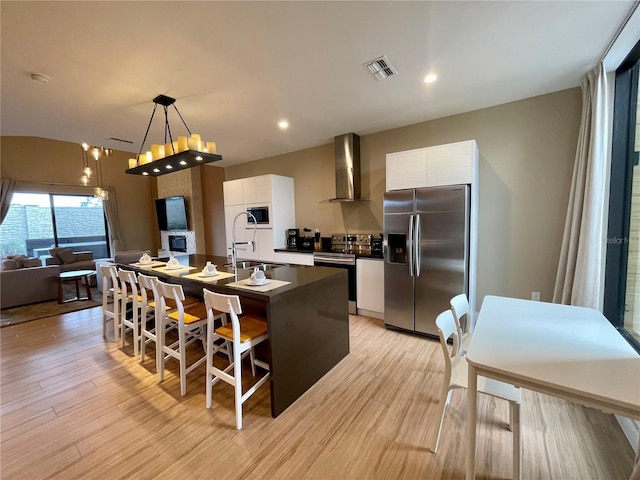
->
[155,196,188,231]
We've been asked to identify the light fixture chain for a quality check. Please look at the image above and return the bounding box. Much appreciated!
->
[136,103,160,160]
[171,104,192,136]
[163,105,175,151]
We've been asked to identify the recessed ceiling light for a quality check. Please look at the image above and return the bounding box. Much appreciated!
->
[278,120,289,130]
[424,74,437,84]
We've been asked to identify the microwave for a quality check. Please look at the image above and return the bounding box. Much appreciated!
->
[246,205,271,228]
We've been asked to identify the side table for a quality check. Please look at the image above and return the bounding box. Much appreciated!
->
[58,270,96,303]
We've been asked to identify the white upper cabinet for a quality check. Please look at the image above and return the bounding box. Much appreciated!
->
[386,148,427,191]
[386,140,478,190]
[223,179,244,205]
[223,174,295,261]
[426,140,476,187]
[224,175,274,205]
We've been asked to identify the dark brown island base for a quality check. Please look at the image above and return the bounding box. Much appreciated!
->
[119,254,349,417]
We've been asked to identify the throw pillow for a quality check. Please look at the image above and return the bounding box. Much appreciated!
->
[12,255,28,268]
[22,258,42,268]
[48,247,65,264]
[57,249,76,264]
[1,259,19,271]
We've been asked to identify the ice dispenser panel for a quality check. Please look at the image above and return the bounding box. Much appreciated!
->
[387,234,407,264]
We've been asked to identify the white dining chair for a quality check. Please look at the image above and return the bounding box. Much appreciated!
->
[430,309,521,479]
[203,289,270,430]
[155,280,209,396]
[118,268,144,356]
[450,293,473,355]
[100,264,122,342]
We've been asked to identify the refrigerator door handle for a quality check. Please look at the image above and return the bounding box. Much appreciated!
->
[408,214,415,277]
[414,214,421,277]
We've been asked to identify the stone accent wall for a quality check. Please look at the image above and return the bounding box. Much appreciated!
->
[156,166,205,254]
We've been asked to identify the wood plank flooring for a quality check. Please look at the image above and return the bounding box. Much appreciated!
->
[0,307,635,479]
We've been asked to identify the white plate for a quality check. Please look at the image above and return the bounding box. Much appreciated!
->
[198,272,219,278]
[245,279,271,286]
[164,265,183,270]
[138,260,152,265]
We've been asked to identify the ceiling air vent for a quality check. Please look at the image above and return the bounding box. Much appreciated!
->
[363,55,398,81]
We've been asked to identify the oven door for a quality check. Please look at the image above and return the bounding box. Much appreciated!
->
[313,254,356,314]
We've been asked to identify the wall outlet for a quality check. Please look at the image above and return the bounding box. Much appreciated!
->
[531,291,541,301]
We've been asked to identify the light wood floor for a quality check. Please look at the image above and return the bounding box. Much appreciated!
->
[0,307,635,479]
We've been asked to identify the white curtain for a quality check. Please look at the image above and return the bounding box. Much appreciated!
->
[0,178,17,224]
[553,63,611,310]
[102,186,124,254]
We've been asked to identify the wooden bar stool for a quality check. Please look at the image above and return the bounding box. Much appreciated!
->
[100,265,122,341]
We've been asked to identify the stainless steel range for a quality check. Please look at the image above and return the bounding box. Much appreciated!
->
[313,233,375,314]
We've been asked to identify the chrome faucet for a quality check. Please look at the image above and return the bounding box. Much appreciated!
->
[232,211,257,277]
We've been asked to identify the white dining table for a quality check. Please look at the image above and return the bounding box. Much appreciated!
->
[466,295,640,480]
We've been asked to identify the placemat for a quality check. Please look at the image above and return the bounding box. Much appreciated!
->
[225,279,291,292]
[183,271,235,282]
[155,265,197,275]
[129,260,165,268]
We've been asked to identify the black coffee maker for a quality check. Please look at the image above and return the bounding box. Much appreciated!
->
[287,228,299,249]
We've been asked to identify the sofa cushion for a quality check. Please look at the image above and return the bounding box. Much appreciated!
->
[12,255,28,267]
[22,258,42,268]
[48,247,67,264]
[57,249,76,264]
[1,259,19,271]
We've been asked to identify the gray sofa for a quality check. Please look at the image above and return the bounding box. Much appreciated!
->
[44,249,96,272]
[0,264,61,309]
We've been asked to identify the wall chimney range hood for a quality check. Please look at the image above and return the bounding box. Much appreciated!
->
[322,133,364,203]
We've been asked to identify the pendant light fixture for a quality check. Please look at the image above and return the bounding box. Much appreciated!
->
[80,143,110,199]
[125,94,222,177]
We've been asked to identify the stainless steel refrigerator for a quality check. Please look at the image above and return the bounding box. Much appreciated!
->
[383,185,469,338]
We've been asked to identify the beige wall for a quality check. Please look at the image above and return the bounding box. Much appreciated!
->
[225,88,582,304]
[2,87,581,304]
[202,165,227,256]
[0,136,155,254]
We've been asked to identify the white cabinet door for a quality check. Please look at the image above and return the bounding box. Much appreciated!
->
[223,179,244,206]
[242,175,272,204]
[356,259,384,314]
[241,228,273,262]
[254,175,273,204]
[273,252,314,266]
[426,140,475,187]
[386,148,427,191]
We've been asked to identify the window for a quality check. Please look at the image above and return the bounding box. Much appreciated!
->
[604,39,640,351]
[0,192,110,260]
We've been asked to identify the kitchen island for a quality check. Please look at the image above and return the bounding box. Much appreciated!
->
[118,254,349,417]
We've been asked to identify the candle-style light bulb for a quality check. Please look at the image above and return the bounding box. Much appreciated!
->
[82,143,89,151]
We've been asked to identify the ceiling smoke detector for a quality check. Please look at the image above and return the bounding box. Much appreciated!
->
[363,55,398,81]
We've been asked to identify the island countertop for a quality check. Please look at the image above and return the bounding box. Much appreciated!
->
[118,253,350,417]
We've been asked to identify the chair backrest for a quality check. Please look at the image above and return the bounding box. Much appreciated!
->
[450,293,471,344]
[100,264,120,294]
[155,279,186,318]
[203,289,242,337]
[137,273,158,304]
[118,268,139,299]
[435,309,459,381]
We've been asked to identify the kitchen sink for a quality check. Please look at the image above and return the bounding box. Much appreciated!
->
[223,261,286,270]
[252,263,286,271]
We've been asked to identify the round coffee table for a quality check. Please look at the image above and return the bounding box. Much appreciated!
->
[58,270,96,304]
